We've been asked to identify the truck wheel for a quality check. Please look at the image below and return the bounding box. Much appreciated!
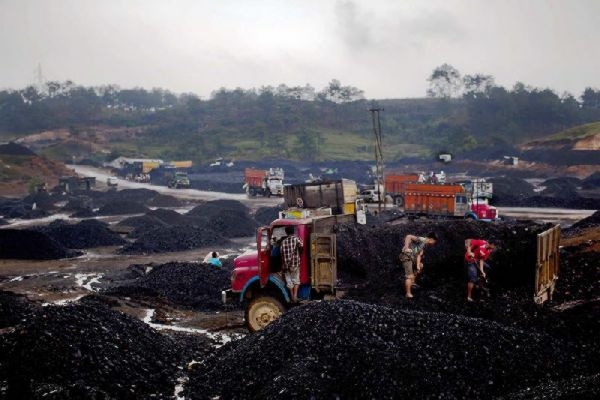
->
[394,195,404,207]
[245,295,285,332]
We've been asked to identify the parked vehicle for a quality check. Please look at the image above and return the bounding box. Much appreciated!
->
[359,188,381,203]
[167,171,190,189]
[243,168,284,197]
[223,178,365,332]
[403,183,499,221]
[222,213,357,332]
[384,174,422,206]
[106,176,118,187]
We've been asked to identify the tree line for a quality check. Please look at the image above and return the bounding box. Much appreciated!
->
[1,68,599,160]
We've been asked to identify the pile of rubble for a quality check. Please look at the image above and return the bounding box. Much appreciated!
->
[187,300,599,399]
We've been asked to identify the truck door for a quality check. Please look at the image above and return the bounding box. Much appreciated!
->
[257,227,272,287]
[310,233,336,294]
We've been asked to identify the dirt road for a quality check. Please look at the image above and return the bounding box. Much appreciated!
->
[69,164,282,209]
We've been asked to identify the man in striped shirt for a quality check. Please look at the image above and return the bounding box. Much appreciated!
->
[281,225,303,303]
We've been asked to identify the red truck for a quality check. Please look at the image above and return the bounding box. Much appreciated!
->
[403,183,499,221]
[222,213,355,332]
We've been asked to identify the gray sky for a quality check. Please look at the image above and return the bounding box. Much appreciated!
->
[1,0,599,99]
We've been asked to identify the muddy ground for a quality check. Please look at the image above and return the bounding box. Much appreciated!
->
[0,187,599,399]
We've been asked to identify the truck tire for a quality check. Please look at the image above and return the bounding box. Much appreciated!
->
[393,195,404,207]
[245,295,285,332]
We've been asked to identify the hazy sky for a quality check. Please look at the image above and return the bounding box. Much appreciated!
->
[1,0,599,99]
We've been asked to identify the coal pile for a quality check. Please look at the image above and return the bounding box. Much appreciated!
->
[117,214,171,238]
[554,247,600,304]
[540,177,581,198]
[186,200,258,237]
[96,200,150,216]
[0,142,36,156]
[566,210,600,231]
[206,209,259,237]
[34,219,126,249]
[581,171,600,189]
[22,192,65,212]
[103,261,233,310]
[186,300,598,399]
[254,206,283,226]
[336,220,546,292]
[119,225,230,254]
[0,229,81,260]
[0,290,37,328]
[116,208,199,238]
[146,193,185,207]
[504,373,600,399]
[331,220,600,339]
[83,188,185,210]
[0,296,192,399]
[0,199,49,219]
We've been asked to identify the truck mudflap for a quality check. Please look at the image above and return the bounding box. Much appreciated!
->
[534,225,561,304]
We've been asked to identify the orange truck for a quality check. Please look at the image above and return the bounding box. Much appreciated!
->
[243,168,284,197]
[384,174,421,206]
[403,183,499,221]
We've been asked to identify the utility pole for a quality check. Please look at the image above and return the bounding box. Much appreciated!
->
[369,107,384,213]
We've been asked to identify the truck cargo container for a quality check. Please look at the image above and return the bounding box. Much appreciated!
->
[283,179,358,215]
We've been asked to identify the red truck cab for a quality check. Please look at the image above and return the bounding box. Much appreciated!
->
[223,215,349,332]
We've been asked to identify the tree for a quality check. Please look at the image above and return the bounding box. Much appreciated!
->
[294,128,321,161]
[581,87,600,108]
[426,64,462,98]
[463,74,496,98]
[318,79,364,103]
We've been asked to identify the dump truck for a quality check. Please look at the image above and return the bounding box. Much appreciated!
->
[403,183,499,221]
[167,171,190,189]
[243,168,284,197]
[283,178,359,215]
[384,174,422,206]
[222,212,358,332]
[223,179,365,332]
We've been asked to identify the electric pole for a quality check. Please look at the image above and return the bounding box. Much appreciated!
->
[369,107,384,213]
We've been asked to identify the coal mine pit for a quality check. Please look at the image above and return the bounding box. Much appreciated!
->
[0,295,209,400]
[186,300,599,400]
[101,261,234,311]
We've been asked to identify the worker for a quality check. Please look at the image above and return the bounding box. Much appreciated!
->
[464,238,497,302]
[204,251,222,267]
[280,225,303,303]
[399,232,438,298]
